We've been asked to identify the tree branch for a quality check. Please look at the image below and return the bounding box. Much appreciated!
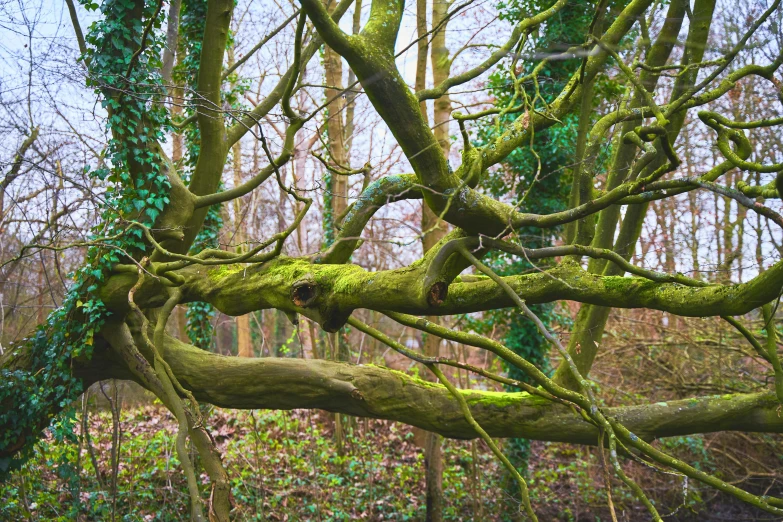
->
[80,335,783,444]
[95,252,783,335]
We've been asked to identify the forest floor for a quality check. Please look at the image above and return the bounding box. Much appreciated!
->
[1,385,781,521]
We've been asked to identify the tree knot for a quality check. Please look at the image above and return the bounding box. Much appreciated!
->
[291,278,319,307]
[427,281,448,307]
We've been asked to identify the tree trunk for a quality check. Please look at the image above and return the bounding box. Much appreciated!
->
[419,2,453,517]
[324,0,348,225]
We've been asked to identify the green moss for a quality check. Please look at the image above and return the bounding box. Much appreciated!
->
[467,390,545,409]
[469,390,522,408]
[262,257,313,283]
[208,263,244,282]
[383,368,546,410]
[329,266,368,294]
[386,368,443,389]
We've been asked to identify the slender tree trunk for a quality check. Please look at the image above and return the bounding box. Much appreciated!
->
[684,129,701,278]
[344,0,362,155]
[553,0,709,388]
[324,0,348,224]
[419,1,452,517]
[323,0,358,451]
[323,0,352,364]
[233,143,253,358]
[235,316,252,358]
[169,29,190,343]
[224,40,253,359]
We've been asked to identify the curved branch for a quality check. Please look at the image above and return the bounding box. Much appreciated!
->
[225,0,353,146]
[187,0,233,196]
[82,335,783,444]
[194,121,301,209]
[64,0,87,57]
[317,174,421,264]
[125,0,165,78]
[221,10,299,80]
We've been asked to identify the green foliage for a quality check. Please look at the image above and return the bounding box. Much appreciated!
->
[660,435,714,473]
[0,406,515,520]
[0,0,170,478]
[527,440,715,520]
[175,0,250,349]
[474,0,598,480]
[0,404,732,520]
[185,301,217,349]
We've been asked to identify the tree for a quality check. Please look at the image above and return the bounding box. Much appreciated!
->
[3,0,783,519]
[476,0,592,484]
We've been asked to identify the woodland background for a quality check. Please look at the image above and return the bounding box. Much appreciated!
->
[1,0,783,519]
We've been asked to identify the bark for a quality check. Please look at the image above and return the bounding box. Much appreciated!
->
[419,3,453,516]
[97,254,783,328]
[236,315,252,357]
[161,0,182,84]
[67,335,783,444]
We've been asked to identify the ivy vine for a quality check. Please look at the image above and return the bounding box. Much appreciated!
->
[0,0,171,478]
[476,0,604,479]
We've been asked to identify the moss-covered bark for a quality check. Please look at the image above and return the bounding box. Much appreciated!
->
[92,255,783,330]
[70,333,783,443]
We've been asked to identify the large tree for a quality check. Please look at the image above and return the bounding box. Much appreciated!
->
[3,0,783,519]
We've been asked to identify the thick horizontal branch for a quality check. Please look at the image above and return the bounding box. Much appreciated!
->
[99,255,783,332]
[83,335,783,444]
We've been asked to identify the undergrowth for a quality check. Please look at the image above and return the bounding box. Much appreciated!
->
[1,393,779,521]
